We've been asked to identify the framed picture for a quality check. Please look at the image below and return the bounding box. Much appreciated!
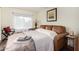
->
[47,8,57,22]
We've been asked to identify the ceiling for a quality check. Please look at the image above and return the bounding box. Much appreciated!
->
[15,7,54,12]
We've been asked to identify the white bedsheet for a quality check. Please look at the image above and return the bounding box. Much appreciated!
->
[5,28,57,51]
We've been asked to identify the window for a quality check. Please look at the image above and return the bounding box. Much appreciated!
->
[13,15,32,31]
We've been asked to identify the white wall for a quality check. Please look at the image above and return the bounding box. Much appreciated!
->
[37,7,79,35]
[1,8,37,28]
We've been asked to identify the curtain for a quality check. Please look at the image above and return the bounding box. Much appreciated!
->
[13,15,32,32]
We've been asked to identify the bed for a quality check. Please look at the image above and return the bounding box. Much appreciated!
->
[5,25,67,51]
[40,25,67,51]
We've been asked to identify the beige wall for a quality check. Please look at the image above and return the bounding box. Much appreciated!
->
[1,7,37,28]
[0,8,1,42]
[37,7,79,35]
[1,7,79,35]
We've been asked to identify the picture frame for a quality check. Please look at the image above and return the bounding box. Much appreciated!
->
[47,8,57,22]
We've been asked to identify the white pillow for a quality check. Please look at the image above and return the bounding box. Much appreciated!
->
[15,29,25,33]
[36,28,57,37]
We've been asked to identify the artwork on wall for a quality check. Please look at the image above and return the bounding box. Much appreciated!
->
[47,8,57,22]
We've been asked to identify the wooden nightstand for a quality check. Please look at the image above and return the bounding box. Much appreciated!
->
[66,35,77,51]
[74,36,79,51]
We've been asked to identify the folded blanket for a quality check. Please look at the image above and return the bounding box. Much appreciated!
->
[17,36,31,41]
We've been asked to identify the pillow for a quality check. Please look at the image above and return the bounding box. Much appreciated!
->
[4,26,11,33]
[45,26,52,30]
[55,32,69,40]
[40,25,46,29]
[52,26,65,34]
[36,28,57,38]
[14,29,23,33]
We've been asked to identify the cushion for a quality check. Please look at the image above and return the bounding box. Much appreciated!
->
[4,26,11,33]
[45,26,52,30]
[55,32,69,40]
[52,26,66,34]
[40,25,46,29]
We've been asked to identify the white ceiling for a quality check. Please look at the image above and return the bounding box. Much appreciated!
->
[15,7,54,12]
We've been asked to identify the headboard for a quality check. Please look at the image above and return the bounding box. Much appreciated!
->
[40,25,66,34]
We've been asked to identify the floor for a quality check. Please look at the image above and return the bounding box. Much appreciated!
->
[0,39,7,51]
[60,47,71,51]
